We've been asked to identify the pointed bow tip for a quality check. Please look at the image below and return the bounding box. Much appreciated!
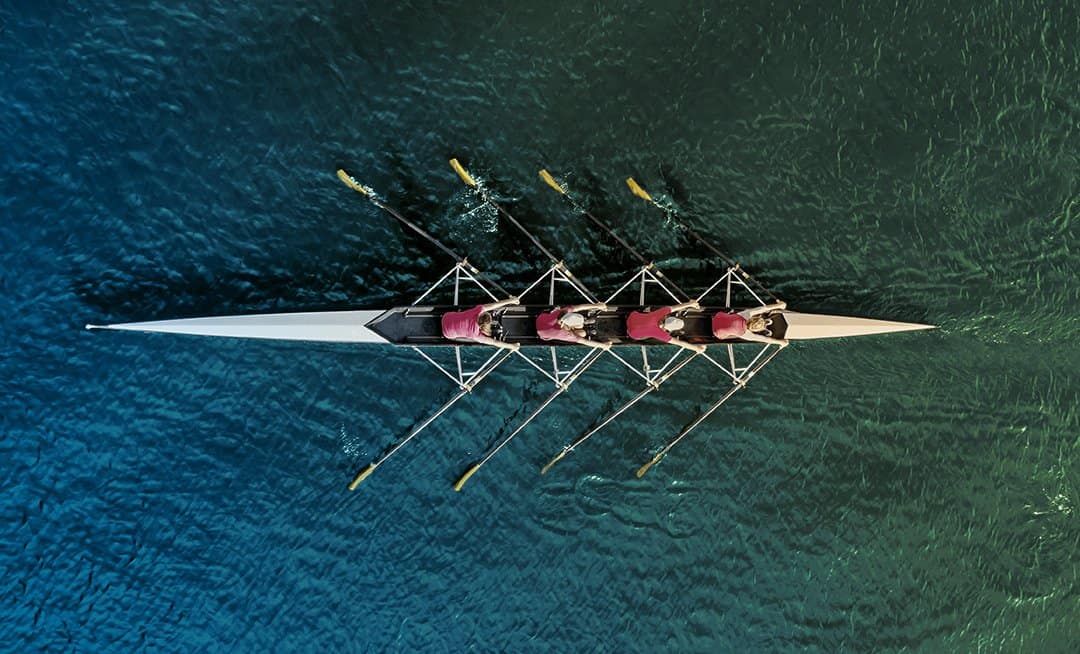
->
[782,312,938,340]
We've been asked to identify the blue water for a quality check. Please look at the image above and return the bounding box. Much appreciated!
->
[2,2,1077,652]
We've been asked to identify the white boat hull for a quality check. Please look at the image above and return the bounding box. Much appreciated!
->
[86,310,389,343]
[781,311,934,340]
[88,308,934,344]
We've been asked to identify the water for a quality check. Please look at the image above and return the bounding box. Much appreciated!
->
[2,2,1077,651]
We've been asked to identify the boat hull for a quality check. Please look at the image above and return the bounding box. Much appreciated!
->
[86,310,388,343]
[88,307,933,345]
[780,311,934,340]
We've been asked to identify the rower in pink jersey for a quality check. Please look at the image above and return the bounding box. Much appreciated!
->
[711,300,789,346]
[441,296,521,350]
[626,300,706,353]
[535,302,612,349]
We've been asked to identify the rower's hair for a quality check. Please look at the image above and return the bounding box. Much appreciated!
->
[478,312,493,336]
[662,316,685,332]
[746,315,772,333]
[558,312,586,330]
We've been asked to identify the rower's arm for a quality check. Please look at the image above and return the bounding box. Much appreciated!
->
[583,338,613,350]
[670,300,702,313]
[741,331,789,347]
[481,296,520,312]
[472,335,520,350]
[669,337,707,354]
[741,301,787,318]
[565,302,607,312]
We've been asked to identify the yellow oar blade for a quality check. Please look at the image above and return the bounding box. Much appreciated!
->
[453,462,482,491]
[539,450,566,475]
[636,453,663,478]
[626,177,653,202]
[449,158,478,187]
[348,463,378,490]
[538,169,567,195]
[337,169,370,196]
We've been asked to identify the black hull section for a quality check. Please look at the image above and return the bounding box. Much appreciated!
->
[365,305,787,346]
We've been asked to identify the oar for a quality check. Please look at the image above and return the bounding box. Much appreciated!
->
[540,350,701,474]
[625,177,778,303]
[635,344,784,477]
[453,348,604,491]
[348,348,513,489]
[337,168,510,297]
[449,158,598,303]
[538,169,690,302]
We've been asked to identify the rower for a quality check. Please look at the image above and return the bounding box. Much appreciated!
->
[441,297,521,350]
[536,303,613,349]
[711,300,789,346]
[626,301,706,353]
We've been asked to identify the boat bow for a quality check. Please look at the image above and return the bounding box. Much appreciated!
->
[780,311,935,340]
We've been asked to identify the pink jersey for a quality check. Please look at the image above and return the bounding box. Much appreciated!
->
[711,312,747,339]
[627,306,673,342]
[441,305,485,341]
[536,308,582,343]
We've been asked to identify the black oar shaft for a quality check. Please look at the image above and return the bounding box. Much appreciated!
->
[348,348,513,490]
[636,344,784,477]
[450,159,597,302]
[455,347,604,490]
[338,169,510,296]
[540,169,690,301]
[490,202,561,264]
[540,350,700,474]
[579,209,649,264]
[580,210,691,301]
[672,223,774,299]
[625,177,778,302]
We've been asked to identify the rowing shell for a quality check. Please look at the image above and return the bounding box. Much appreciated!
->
[87,160,935,490]
[86,306,932,343]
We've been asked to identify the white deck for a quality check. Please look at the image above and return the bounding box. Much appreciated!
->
[86,310,389,343]
[781,311,934,340]
[87,309,935,344]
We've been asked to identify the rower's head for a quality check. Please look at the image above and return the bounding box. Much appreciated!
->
[558,312,586,330]
[478,312,494,336]
[746,315,772,333]
[662,316,685,332]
